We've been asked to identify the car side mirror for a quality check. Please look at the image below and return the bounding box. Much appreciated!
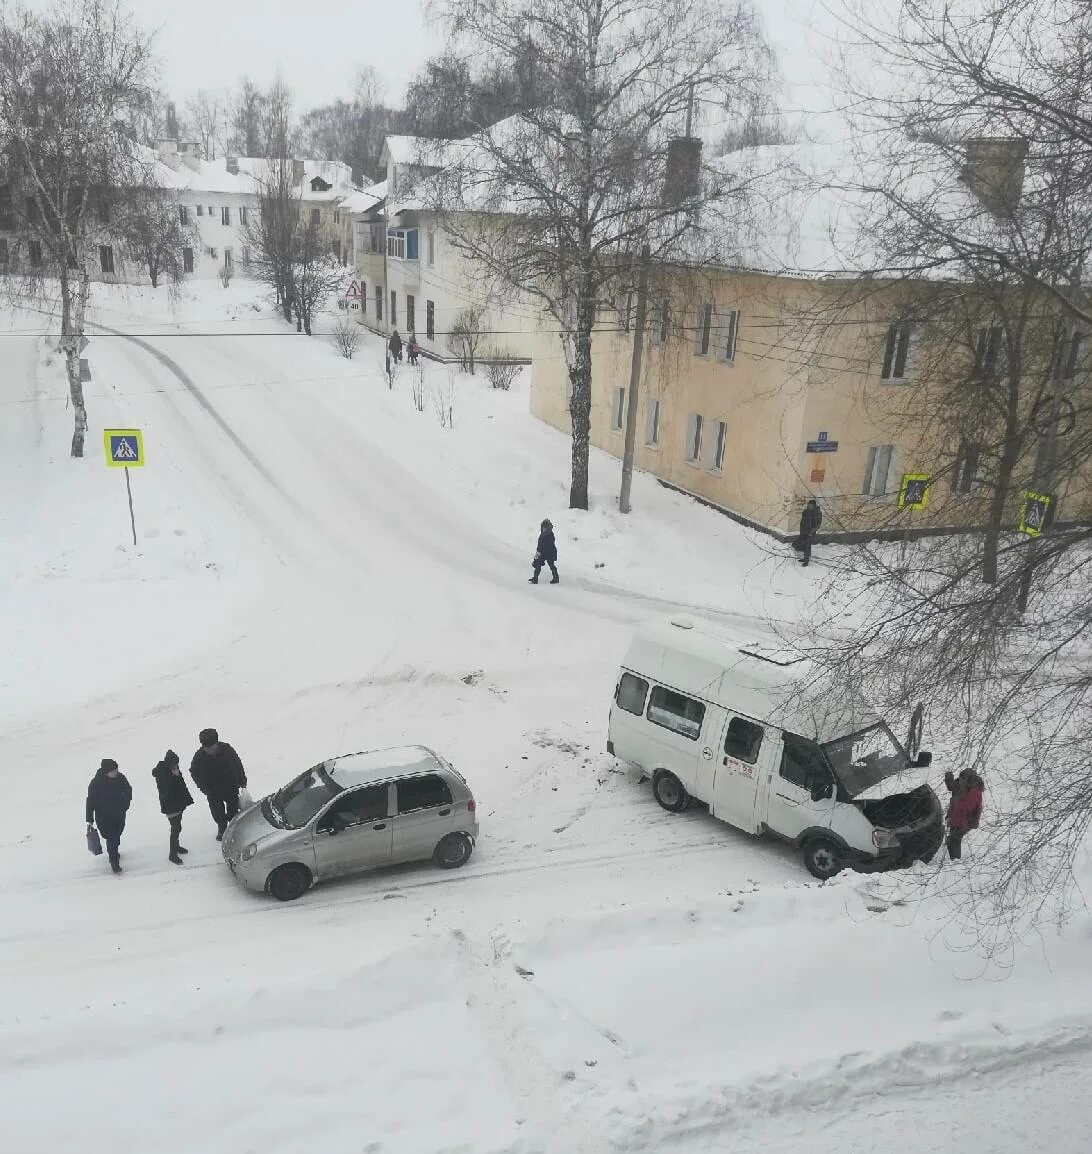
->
[914,751,933,768]
[810,780,833,802]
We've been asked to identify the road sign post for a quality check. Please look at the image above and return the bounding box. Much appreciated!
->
[103,429,145,546]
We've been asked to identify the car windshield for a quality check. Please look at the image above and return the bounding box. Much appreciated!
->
[821,723,908,798]
[270,765,343,829]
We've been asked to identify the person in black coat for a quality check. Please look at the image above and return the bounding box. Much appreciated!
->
[190,728,248,840]
[86,759,132,874]
[796,499,823,567]
[388,329,403,363]
[530,518,559,584]
[153,750,194,864]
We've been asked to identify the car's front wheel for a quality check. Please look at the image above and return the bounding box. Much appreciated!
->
[802,837,843,881]
[652,770,689,813]
[267,862,313,902]
[434,832,473,869]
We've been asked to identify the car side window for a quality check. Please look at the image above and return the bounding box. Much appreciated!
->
[615,672,649,715]
[724,717,763,764]
[397,774,453,814]
[646,685,706,741]
[322,784,388,828]
[780,737,831,791]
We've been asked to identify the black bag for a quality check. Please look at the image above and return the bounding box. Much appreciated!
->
[86,826,103,856]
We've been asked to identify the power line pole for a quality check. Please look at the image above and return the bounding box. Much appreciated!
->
[619,243,650,515]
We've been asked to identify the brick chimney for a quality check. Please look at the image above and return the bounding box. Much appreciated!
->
[961,137,1028,217]
[226,156,239,176]
[292,158,306,184]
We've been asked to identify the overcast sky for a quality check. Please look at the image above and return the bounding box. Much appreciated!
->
[26,0,840,119]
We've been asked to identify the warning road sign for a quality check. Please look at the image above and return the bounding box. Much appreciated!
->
[898,473,931,510]
[1018,491,1052,537]
[103,429,145,468]
[345,280,361,299]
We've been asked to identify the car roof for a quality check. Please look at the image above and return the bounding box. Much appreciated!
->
[324,745,447,789]
[623,617,883,743]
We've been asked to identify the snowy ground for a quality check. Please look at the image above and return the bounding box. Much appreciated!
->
[2,281,1091,1153]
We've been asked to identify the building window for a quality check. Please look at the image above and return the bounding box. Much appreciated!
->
[651,300,670,345]
[954,439,985,494]
[863,444,895,496]
[881,322,913,381]
[645,399,660,446]
[390,290,397,327]
[611,386,626,431]
[208,206,213,217]
[221,206,231,226]
[715,309,739,363]
[387,229,418,259]
[685,412,703,463]
[183,246,193,274]
[0,185,13,230]
[647,685,706,741]
[973,325,1004,380]
[179,205,189,225]
[310,207,321,227]
[426,299,435,340]
[615,673,649,716]
[206,246,218,259]
[99,244,114,275]
[406,294,415,333]
[223,247,233,271]
[406,229,418,260]
[427,230,435,265]
[28,240,42,267]
[0,238,7,264]
[695,302,713,356]
[375,285,383,321]
[370,223,383,253]
[360,280,367,314]
[709,419,727,472]
[239,206,249,227]
[1054,328,1084,380]
[196,204,204,217]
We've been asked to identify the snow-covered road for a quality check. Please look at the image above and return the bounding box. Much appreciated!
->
[2,286,1090,1153]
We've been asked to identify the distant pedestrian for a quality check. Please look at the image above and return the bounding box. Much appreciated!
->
[190,728,248,841]
[530,518,559,585]
[407,334,420,366]
[944,768,984,860]
[796,498,822,567]
[389,329,403,363]
[153,750,194,864]
[85,758,132,874]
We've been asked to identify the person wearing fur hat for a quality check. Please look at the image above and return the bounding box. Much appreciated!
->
[153,750,194,864]
[190,728,248,840]
[85,759,132,874]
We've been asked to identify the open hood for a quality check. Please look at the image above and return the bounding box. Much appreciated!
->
[851,765,933,802]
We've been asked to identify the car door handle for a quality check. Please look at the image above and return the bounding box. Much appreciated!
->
[373,822,387,830]
[438,808,451,816]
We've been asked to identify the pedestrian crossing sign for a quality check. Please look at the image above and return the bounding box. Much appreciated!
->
[1018,491,1051,537]
[103,429,145,468]
[898,473,931,510]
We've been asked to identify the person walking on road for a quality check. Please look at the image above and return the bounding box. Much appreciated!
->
[944,768,984,860]
[407,334,420,366]
[530,518,559,585]
[153,750,194,864]
[796,498,823,567]
[388,329,403,364]
[190,728,248,841]
[86,758,132,874]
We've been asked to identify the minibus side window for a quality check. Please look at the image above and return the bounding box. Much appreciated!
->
[724,717,764,764]
[646,686,706,741]
[615,673,649,716]
[780,736,833,793]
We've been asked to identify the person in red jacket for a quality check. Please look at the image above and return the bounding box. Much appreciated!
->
[944,768,984,860]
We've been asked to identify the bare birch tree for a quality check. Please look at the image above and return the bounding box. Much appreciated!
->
[118,191,197,288]
[426,0,773,509]
[0,0,155,457]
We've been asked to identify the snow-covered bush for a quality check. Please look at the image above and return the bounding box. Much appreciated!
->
[333,319,360,360]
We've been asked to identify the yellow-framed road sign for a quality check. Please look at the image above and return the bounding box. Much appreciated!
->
[103,429,145,468]
[1019,491,1052,537]
[898,473,932,510]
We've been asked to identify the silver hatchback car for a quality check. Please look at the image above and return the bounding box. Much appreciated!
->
[222,745,478,901]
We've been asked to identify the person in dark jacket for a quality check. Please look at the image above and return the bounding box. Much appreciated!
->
[944,768,984,860]
[85,759,132,874]
[388,329,403,363]
[190,728,248,840]
[530,518,559,584]
[407,334,420,366]
[153,750,194,864]
[796,499,823,566]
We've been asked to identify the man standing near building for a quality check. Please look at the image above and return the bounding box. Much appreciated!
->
[190,728,247,840]
[796,499,823,567]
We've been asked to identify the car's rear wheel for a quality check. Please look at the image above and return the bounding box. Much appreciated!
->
[803,837,843,881]
[267,863,313,902]
[434,832,473,869]
[652,770,689,813]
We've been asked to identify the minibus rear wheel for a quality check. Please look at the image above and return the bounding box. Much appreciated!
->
[652,770,689,813]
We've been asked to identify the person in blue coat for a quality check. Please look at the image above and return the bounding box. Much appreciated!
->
[530,518,559,584]
[86,759,132,874]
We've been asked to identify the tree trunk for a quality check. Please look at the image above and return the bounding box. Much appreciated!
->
[981,439,1020,585]
[149,265,158,289]
[59,266,89,458]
